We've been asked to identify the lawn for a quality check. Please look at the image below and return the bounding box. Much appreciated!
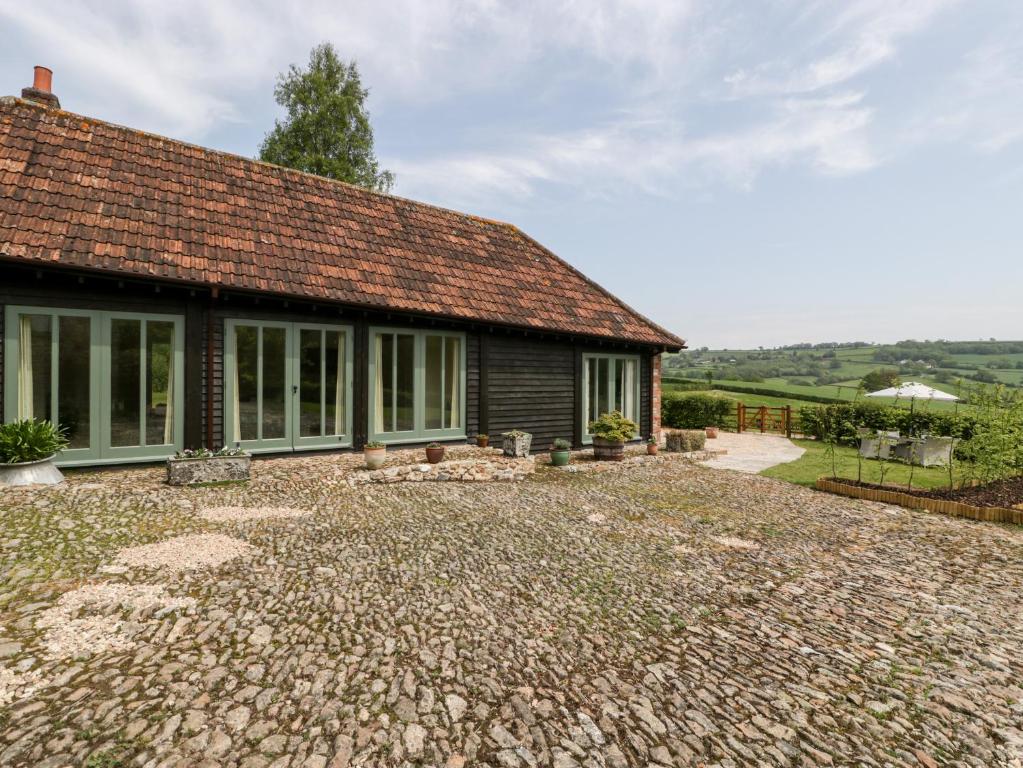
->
[760,438,964,490]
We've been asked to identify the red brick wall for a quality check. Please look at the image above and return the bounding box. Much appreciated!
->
[651,353,662,438]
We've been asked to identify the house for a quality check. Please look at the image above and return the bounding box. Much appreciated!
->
[0,67,684,466]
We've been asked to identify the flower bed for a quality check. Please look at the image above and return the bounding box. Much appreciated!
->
[815,476,1023,524]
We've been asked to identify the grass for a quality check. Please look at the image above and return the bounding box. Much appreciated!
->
[760,439,965,490]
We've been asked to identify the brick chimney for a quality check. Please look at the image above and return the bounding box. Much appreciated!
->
[21,66,60,109]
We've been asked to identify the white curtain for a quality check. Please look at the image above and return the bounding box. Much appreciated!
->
[334,333,344,435]
[232,332,241,444]
[373,334,384,434]
[163,330,175,445]
[17,316,34,419]
[448,338,460,430]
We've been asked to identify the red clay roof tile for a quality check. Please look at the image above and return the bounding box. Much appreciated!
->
[0,98,682,348]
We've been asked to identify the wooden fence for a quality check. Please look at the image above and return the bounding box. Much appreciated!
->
[815,477,1023,525]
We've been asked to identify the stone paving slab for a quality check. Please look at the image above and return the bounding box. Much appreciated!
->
[1,451,1022,767]
[700,431,806,473]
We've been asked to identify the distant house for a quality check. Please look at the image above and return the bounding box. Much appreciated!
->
[0,68,683,466]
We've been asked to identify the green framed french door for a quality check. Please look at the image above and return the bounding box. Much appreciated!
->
[2,306,184,465]
[224,320,353,453]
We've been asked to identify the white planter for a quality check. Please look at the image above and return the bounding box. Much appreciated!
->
[0,454,64,487]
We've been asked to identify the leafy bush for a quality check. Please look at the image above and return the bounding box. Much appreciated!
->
[665,429,706,452]
[365,441,386,449]
[174,446,248,459]
[661,393,733,429]
[588,411,638,442]
[0,419,69,464]
[552,438,571,451]
[956,386,1023,483]
[798,402,975,446]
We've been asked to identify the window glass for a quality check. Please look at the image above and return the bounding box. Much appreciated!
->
[261,327,287,440]
[58,316,90,449]
[425,335,443,430]
[17,314,52,422]
[324,330,343,436]
[299,329,322,438]
[584,355,640,436]
[145,321,175,446]
[235,325,259,441]
[110,318,141,447]
[395,334,415,432]
[444,336,461,430]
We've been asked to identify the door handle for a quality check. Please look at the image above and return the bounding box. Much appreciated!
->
[291,385,298,395]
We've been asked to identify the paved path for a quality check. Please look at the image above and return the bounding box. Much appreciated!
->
[700,430,805,473]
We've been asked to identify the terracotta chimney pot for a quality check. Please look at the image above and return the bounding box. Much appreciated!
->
[21,65,60,109]
[33,66,53,93]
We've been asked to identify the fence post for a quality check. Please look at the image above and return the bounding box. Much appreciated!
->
[785,405,792,439]
[759,406,767,433]
[736,402,743,433]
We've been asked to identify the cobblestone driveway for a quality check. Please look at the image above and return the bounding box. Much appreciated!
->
[1,451,1022,767]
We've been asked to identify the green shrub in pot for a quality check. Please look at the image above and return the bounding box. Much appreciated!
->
[550,437,571,467]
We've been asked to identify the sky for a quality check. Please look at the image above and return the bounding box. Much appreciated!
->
[1,0,1021,349]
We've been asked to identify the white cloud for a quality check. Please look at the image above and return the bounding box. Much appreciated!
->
[391,92,875,206]
[723,0,960,97]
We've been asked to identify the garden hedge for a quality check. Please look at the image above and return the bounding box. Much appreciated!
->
[661,392,733,429]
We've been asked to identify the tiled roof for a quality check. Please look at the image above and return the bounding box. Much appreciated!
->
[0,98,683,348]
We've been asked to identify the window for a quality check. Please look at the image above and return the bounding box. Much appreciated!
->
[225,321,353,452]
[370,328,465,442]
[582,353,640,442]
[3,307,184,464]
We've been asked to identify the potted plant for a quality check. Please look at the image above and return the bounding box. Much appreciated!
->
[425,442,446,464]
[0,419,68,487]
[166,446,250,486]
[502,430,532,457]
[706,425,719,439]
[476,434,489,448]
[589,411,638,461]
[364,441,387,470]
[550,438,571,467]
[646,437,659,456]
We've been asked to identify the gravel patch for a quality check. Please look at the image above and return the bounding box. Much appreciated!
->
[114,533,257,572]
[198,505,312,523]
[35,583,196,660]
[0,667,44,707]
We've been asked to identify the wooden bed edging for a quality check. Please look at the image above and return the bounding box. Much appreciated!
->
[815,477,1023,525]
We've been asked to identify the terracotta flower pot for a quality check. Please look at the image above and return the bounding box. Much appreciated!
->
[705,426,719,439]
[425,446,446,464]
[476,435,489,448]
[364,446,387,470]
[646,443,658,456]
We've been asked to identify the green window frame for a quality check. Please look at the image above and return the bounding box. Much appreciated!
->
[223,320,354,454]
[2,306,185,465]
[368,327,467,444]
[581,352,641,444]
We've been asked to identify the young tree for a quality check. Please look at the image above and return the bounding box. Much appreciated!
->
[260,43,394,192]
[860,368,901,392]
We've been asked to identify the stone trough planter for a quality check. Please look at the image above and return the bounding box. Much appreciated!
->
[166,454,251,486]
[0,454,63,487]
[502,431,532,457]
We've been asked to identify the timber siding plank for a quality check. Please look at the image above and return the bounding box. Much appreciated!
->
[485,336,575,452]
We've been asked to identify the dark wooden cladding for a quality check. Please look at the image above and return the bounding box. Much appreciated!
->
[0,263,669,463]
[484,335,575,451]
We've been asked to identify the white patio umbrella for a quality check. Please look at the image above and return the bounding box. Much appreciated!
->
[865,382,959,418]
